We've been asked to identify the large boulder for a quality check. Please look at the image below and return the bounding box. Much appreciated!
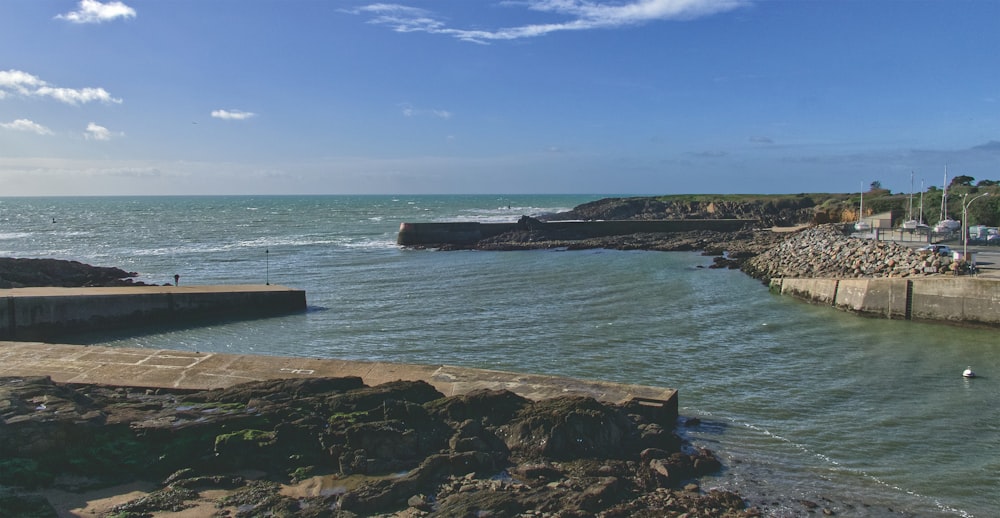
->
[498,395,635,460]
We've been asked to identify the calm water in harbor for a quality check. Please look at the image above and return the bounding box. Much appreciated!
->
[1,195,997,517]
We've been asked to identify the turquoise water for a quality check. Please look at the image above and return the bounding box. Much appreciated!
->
[1,195,997,517]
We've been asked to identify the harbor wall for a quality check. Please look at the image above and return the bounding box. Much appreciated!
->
[771,277,1000,326]
[0,342,677,415]
[0,285,306,341]
[909,278,1000,325]
[397,219,755,246]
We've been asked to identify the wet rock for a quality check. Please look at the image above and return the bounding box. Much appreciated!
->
[510,462,564,484]
[426,388,529,426]
[0,486,58,518]
[498,396,634,460]
[407,492,434,511]
[108,485,200,515]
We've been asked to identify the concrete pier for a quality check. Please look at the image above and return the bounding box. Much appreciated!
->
[0,342,678,417]
[0,285,306,342]
[397,219,755,246]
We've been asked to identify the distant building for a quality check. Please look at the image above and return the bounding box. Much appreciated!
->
[862,211,893,229]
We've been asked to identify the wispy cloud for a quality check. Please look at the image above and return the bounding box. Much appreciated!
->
[400,103,452,119]
[85,122,122,140]
[970,140,1000,153]
[0,69,122,105]
[690,149,728,158]
[211,109,257,121]
[1,119,54,135]
[749,136,774,144]
[347,0,749,43]
[56,0,136,24]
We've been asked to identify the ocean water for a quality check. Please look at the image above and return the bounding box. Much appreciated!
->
[1,195,997,517]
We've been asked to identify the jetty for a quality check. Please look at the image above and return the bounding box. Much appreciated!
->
[0,342,677,415]
[397,219,755,246]
[0,284,306,341]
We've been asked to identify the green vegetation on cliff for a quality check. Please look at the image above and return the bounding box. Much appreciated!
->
[551,186,1000,227]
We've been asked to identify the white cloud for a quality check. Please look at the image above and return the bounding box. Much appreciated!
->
[0,69,122,105]
[85,122,122,140]
[349,0,749,43]
[211,109,257,121]
[0,69,46,95]
[56,0,136,24]
[36,86,121,105]
[1,119,54,135]
[400,103,452,119]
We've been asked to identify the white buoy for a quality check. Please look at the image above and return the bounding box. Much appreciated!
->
[963,366,976,378]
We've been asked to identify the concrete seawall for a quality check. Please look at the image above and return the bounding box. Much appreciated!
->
[771,276,1000,326]
[0,285,306,341]
[0,342,678,420]
[397,219,755,246]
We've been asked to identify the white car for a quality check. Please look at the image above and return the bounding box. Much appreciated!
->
[918,244,953,256]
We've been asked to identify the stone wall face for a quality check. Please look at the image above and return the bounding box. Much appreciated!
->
[772,277,1000,327]
[0,286,306,341]
[910,278,1000,326]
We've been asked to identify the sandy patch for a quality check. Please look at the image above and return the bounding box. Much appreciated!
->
[39,481,154,518]
[36,481,249,517]
[24,471,406,517]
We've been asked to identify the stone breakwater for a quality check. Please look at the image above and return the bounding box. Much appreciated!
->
[742,224,956,282]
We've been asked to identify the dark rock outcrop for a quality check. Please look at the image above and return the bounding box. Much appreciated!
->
[0,257,146,288]
[0,375,754,517]
[543,196,820,227]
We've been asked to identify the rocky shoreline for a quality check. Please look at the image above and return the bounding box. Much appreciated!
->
[0,257,149,289]
[430,199,961,283]
[1,375,759,517]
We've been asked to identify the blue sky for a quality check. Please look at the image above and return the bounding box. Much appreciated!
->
[1,0,998,196]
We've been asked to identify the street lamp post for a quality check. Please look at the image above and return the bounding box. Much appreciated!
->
[962,192,991,264]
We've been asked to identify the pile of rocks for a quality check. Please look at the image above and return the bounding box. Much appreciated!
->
[742,224,956,282]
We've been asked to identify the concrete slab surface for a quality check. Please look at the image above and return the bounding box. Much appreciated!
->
[2,284,302,296]
[0,342,676,406]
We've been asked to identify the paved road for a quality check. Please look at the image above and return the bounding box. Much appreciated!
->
[889,236,1000,278]
[965,246,1000,277]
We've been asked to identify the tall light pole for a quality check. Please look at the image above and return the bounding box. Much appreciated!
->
[962,192,991,263]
